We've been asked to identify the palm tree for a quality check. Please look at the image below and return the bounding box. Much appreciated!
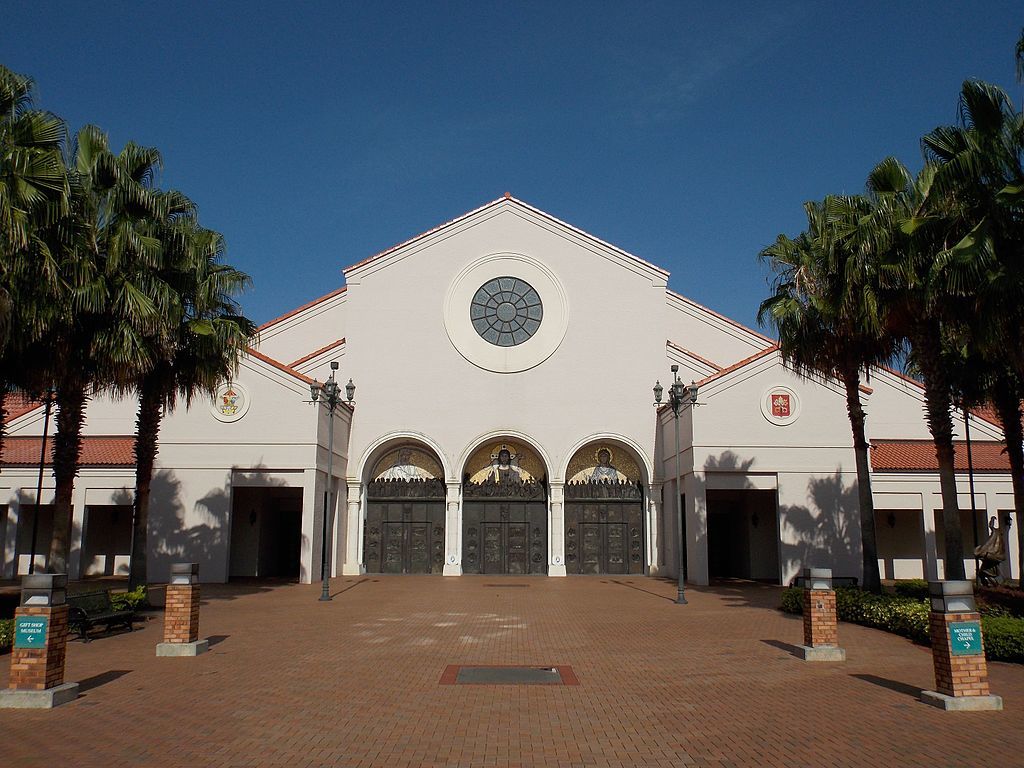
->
[0,65,67,453]
[860,157,984,581]
[760,196,894,593]
[921,79,1024,581]
[44,126,168,572]
[128,205,256,588]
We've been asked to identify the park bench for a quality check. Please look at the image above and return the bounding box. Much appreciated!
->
[789,575,859,589]
[67,589,135,642]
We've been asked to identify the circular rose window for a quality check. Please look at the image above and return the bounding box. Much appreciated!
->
[470,276,543,347]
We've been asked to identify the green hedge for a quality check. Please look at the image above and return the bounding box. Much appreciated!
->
[0,618,12,653]
[779,586,1024,663]
[109,585,148,612]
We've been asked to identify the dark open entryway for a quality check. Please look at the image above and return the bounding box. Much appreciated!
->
[706,489,780,582]
[229,486,303,580]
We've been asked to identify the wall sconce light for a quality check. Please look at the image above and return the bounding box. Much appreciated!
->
[887,512,896,529]
[751,512,759,528]
[249,509,258,526]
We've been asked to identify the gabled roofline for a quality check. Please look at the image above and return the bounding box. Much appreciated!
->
[690,345,873,397]
[245,348,314,385]
[870,365,1002,430]
[343,194,671,280]
[666,340,723,372]
[289,338,346,369]
[695,345,780,388]
[666,289,776,346]
[259,286,347,332]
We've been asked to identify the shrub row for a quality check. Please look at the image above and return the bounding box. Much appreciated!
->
[0,618,12,653]
[779,586,1024,662]
[109,586,148,612]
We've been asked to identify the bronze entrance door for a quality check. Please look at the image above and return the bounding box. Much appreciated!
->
[364,478,446,574]
[462,501,547,574]
[564,481,644,575]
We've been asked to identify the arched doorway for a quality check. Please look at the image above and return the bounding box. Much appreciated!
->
[462,439,547,575]
[364,444,446,574]
[564,443,644,574]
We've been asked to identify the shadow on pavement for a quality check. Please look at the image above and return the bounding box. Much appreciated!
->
[760,639,803,658]
[605,579,676,603]
[78,669,131,692]
[851,673,922,700]
[330,578,375,598]
[206,634,229,648]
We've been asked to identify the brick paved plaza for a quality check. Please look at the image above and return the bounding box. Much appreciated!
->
[3,576,1024,767]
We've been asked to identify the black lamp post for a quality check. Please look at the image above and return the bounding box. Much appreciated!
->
[29,387,57,575]
[654,364,699,605]
[308,362,354,602]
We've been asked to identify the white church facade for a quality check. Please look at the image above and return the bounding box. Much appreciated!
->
[1,196,1019,585]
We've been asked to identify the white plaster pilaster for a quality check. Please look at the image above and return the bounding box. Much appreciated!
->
[68,485,87,580]
[1,491,18,579]
[443,482,462,575]
[342,481,365,575]
[548,482,566,577]
[647,483,662,576]
[299,468,322,584]
[922,501,939,581]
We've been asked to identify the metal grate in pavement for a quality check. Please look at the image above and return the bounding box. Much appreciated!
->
[439,665,579,685]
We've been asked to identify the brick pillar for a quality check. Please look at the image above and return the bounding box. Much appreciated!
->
[928,611,989,698]
[803,589,838,647]
[156,562,207,657]
[163,584,200,644]
[920,580,1001,710]
[8,604,69,691]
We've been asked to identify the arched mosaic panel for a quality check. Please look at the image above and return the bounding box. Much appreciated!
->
[566,443,641,484]
[465,441,545,484]
[371,445,443,481]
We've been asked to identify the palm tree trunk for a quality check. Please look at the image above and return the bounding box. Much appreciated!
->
[841,365,881,593]
[991,377,1024,585]
[129,374,163,589]
[48,380,87,573]
[915,327,966,580]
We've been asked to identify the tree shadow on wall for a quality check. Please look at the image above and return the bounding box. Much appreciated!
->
[779,469,860,583]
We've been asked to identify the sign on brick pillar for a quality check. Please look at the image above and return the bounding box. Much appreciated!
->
[156,563,209,657]
[797,567,845,662]
[0,574,79,709]
[920,581,1002,711]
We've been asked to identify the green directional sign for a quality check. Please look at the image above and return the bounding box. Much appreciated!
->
[949,621,983,656]
[14,616,48,649]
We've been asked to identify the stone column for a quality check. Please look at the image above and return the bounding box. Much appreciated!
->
[683,473,709,585]
[68,486,87,580]
[548,482,566,577]
[1,492,18,579]
[342,481,364,576]
[0,574,79,709]
[443,482,462,575]
[156,563,208,657]
[921,501,939,580]
[798,568,845,661]
[647,484,662,576]
[921,581,1002,711]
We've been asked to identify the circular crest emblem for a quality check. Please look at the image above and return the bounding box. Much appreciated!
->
[760,385,800,426]
[211,381,251,423]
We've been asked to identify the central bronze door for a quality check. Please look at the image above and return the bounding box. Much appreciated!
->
[564,481,643,574]
[462,477,547,575]
[364,478,446,574]
[464,501,546,574]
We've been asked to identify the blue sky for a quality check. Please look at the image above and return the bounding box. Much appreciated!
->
[3,2,1022,330]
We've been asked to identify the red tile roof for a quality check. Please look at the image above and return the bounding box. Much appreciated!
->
[289,338,346,369]
[666,340,723,371]
[258,286,347,331]
[4,392,44,421]
[0,436,135,467]
[870,440,1010,472]
[244,347,315,385]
